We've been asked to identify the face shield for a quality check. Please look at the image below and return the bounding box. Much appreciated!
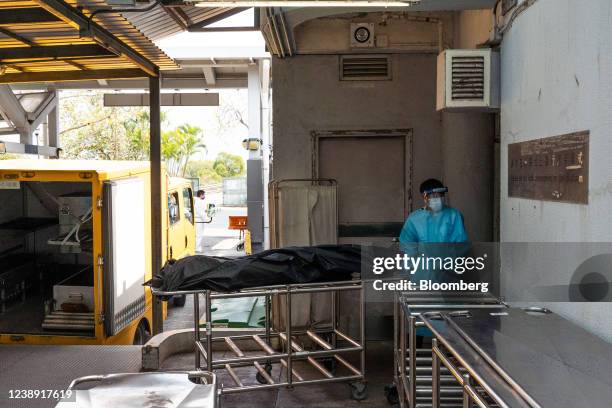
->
[423,187,449,212]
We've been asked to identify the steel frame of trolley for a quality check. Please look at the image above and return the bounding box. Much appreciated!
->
[417,310,542,408]
[390,291,508,408]
[151,279,368,400]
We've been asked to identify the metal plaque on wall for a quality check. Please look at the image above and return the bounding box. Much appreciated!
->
[508,131,589,204]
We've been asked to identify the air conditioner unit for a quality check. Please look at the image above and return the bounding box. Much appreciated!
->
[436,49,500,112]
[350,23,375,48]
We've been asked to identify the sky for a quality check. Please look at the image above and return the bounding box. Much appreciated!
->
[156,8,267,162]
[162,90,249,162]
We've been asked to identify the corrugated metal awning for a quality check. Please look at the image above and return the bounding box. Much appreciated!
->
[123,4,245,41]
[0,0,179,83]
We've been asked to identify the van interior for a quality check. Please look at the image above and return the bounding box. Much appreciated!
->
[0,181,94,337]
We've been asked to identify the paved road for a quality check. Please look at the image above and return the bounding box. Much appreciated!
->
[199,205,247,257]
[165,205,247,331]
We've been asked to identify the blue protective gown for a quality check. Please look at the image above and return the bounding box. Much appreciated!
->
[399,206,469,336]
[399,206,468,246]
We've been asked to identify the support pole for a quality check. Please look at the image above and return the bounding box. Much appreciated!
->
[149,75,163,335]
[246,63,264,246]
[47,106,59,149]
[432,338,440,408]
[409,315,417,408]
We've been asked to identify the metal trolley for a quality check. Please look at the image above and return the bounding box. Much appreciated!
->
[152,279,368,400]
[417,306,612,408]
[389,291,507,407]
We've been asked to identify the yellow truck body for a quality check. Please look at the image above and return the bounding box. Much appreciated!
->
[0,160,195,345]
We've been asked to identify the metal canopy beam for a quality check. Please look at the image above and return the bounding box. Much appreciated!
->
[0,87,58,142]
[0,27,36,46]
[164,7,188,29]
[186,7,249,31]
[189,26,258,32]
[33,0,160,76]
[0,68,147,84]
[0,85,30,142]
[0,44,114,61]
[202,67,216,85]
[28,91,58,131]
[0,140,60,158]
[0,8,60,24]
[103,92,219,107]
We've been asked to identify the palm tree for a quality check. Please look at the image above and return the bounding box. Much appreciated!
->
[176,124,206,177]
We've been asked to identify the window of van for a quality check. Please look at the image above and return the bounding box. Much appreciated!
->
[168,192,180,225]
[183,187,194,224]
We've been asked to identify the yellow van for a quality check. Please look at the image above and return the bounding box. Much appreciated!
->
[0,160,195,345]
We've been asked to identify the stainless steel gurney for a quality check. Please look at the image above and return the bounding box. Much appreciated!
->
[390,291,508,407]
[152,279,368,400]
[55,371,217,408]
[419,307,612,408]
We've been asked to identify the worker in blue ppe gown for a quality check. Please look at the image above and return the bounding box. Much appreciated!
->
[399,178,468,248]
[399,178,469,342]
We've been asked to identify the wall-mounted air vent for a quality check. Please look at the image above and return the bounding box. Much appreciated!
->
[437,49,500,112]
[451,55,485,100]
[340,55,391,81]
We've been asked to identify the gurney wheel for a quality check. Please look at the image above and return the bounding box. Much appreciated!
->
[384,383,399,405]
[255,362,273,384]
[236,242,245,251]
[350,381,368,401]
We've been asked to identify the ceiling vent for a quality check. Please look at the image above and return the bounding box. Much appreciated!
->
[436,49,500,111]
[340,55,391,81]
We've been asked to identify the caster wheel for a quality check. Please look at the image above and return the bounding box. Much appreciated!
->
[255,362,273,384]
[236,242,245,251]
[350,381,368,401]
[384,384,399,405]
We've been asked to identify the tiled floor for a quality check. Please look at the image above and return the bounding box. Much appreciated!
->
[161,340,395,407]
[0,345,142,408]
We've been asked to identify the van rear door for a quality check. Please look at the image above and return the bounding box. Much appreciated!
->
[102,178,147,337]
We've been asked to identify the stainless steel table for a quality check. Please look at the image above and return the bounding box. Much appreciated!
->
[421,307,612,408]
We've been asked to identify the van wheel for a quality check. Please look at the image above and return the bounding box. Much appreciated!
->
[173,294,186,307]
[133,320,151,345]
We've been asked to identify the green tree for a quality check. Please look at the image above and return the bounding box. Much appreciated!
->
[176,124,206,176]
[161,124,206,176]
[185,160,222,185]
[213,152,245,178]
[60,92,144,160]
[59,92,204,175]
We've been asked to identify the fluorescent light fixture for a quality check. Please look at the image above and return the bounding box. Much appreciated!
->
[192,0,417,7]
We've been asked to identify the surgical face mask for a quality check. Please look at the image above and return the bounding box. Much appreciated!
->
[428,197,444,213]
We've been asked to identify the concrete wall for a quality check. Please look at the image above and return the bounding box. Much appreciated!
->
[444,9,496,242]
[454,9,493,49]
[272,52,443,214]
[441,112,494,241]
[293,12,454,54]
[499,0,612,340]
[272,12,495,242]
[272,53,494,241]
